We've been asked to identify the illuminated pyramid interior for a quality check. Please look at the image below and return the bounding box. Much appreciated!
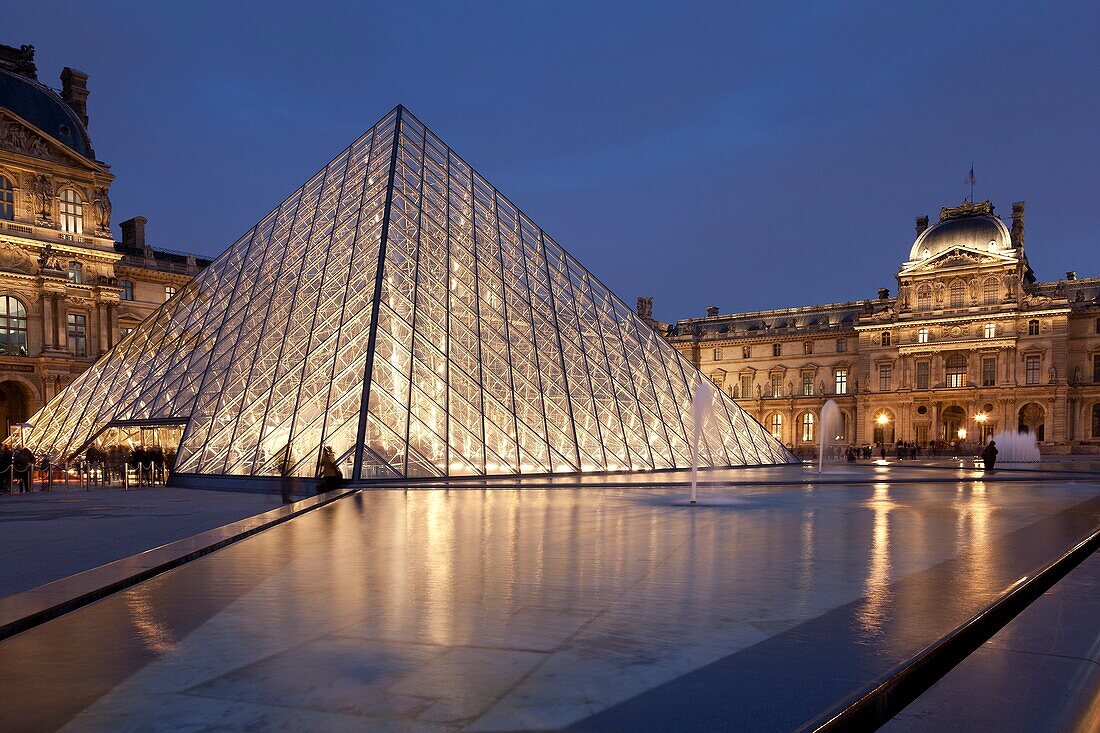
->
[21,106,797,480]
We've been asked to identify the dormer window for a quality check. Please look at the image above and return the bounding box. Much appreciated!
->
[67,260,83,284]
[59,188,83,234]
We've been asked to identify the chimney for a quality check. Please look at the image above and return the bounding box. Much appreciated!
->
[878,287,890,300]
[915,215,929,236]
[1011,201,1025,248]
[1066,271,1077,281]
[706,305,719,317]
[0,44,37,80]
[120,216,147,248]
[60,67,90,128]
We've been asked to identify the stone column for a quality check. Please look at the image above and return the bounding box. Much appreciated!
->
[56,298,67,351]
[97,302,108,355]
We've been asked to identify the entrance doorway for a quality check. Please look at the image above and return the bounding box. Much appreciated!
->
[941,405,966,441]
[0,380,30,441]
[1018,403,1045,441]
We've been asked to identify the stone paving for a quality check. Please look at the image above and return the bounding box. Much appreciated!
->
[0,464,1097,731]
[0,486,283,598]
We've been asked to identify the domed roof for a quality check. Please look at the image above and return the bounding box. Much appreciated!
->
[908,201,1011,262]
[0,67,93,159]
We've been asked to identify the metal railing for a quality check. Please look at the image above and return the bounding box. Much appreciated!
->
[2,461,168,494]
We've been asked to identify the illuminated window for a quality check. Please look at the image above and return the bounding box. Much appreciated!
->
[67,261,83,284]
[982,357,997,386]
[945,353,967,388]
[800,412,815,442]
[67,313,87,357]
[918,327,929,343]
[59,188,83,234]
[120,280,134,301]
[983,277,999,304]
[802,373,813,396]
[0,295,28,356]
[1025,355,1041,385]
[165,285,177,301]
[881,331,891,346]
[713,348,722,361]
[770,373,783,397]
[120,326,134,338]
[768,413,783,440]
[1028,319,1039,336]
[916,361,930,390]
[0,175,13,221]
[950,280,966,308]
[879,364,892,391]
[917,285,931,311]
[772,343,781,357]
[834,368,847,394]
[983,323,995,338]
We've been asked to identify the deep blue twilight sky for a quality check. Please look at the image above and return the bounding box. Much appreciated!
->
[5,2,1099,321]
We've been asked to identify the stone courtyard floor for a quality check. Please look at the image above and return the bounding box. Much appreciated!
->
[0,463,1097,731]
[0,486,281,598]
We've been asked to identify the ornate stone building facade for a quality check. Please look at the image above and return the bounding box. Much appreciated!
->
[0,44,208,436]
[668,199,1100,456]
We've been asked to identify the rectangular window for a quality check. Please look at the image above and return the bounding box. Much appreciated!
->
[803,341,813,355]
[740,374,753,399]
[916,361,930,390]
[120,280,134,301]
[836,338,847,353]
[1028,320,1039,336]
[742,345,751,359]
[984,323,996,338]
[834,368,848,395]
[67,313,87,357]
[916,425,928,446]
[773,343,781,357]
[1025,355,1041,385]
[770,373,783,397]
[879,364,892,391]
[917,328,929,343]
[982,357,997,386]
[1093,354,1099,383]
[165,285,177,301]
[802,373,813,396]
[881,331,891,346]
[713,348,722,361]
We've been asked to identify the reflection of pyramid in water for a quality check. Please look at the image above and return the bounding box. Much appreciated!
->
[23,106,796,479]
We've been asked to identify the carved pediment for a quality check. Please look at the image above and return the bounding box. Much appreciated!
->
[0,110,99,170]
[0,241,38,275]
[901,245,1014,275]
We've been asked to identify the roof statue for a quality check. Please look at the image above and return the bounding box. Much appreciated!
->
[17,106,796,480]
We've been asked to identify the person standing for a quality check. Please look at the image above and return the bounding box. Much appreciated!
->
[981,440,998,471]
[0,445,11,494]
[318,447,343,494]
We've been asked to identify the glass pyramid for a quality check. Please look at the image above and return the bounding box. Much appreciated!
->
[20,106,796,480]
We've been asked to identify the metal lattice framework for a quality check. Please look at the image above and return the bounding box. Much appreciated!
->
[19,107,796,479]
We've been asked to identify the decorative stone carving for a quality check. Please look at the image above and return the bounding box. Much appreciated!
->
[0,119,54,161]
[0,241,37,274]
[91,187,112,234]
[636,296,653,320]
[31,174,53,223]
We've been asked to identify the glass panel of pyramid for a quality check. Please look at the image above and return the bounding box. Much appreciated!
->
[17,106,796,480]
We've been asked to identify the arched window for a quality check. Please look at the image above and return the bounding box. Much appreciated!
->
[1093,404,1100,438]
[800,412,815,442]
[59,188,83,234]
[983,277,999,305]
[67,261,83,284]
[119,280,134,300]
[0,175,13,221]
[917,285,931,311]
[768,413,783,440]
[946,353,967,388]
[950,280,966,308]
[0,295,28,356]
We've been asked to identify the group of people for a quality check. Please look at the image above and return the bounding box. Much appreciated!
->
[0,444,37,493]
